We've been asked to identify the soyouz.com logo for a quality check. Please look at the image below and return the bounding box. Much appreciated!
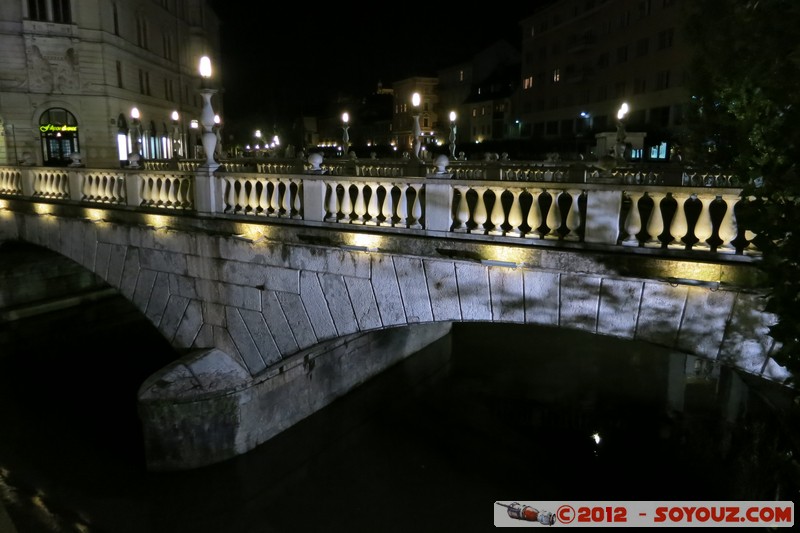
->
[494,501,794,527]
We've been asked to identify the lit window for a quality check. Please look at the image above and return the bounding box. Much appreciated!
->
[552,68,560,82]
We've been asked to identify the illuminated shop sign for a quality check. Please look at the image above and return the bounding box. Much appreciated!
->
[39,124,78,133]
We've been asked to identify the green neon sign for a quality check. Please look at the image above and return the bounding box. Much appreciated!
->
[40,124,78,133]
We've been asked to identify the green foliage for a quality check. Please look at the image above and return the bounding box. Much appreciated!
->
[682,0,800,382]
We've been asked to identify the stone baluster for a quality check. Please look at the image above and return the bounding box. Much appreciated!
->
[488,186,506,235]
[352,182,367,224]
[366,182,380,226]
[692,193,715,250]
[269,178,282,216]
[281,179,293,218]
[564,189,583,241]
[452,185,470,232]
[544,189,562,240]
[470,186,488,234]
[292,179,302,219]
[339,181,353,223]
[114,175,125,203]
[395,183,409,227]
[167,177,178,207]
[525,188,543,239]
[505,188,523,237]
[324,182,339,222]
[668,192,690,249]
[159,177,170,206]
[233,178,246,213]
[717,193,740,254]
[103,175,114,201]
[256,179,268,215]
[622,191,644,246]
[644,192,665,248]
[84,174,95,200]
[242,177,256,214]
[409,184,423,229]
[140,176,152,206]
[222,177,234,212]
[381,184,395,226]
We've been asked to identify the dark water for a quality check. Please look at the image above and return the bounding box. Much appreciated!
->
[1,294,799,533]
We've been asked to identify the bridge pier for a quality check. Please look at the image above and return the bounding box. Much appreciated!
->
[137,322,452,471]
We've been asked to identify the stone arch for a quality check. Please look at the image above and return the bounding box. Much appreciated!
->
[0,210,789,470]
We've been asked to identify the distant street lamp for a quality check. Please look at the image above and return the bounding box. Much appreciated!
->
[614,102,629,162]
[341,112,350,156]
[411,92,421,160]
[128,106,142,167]
[198,55,219,171]
[448,110,457,159]
[171,110,182,158]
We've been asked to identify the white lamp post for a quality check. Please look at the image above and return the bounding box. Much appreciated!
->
[448,110,457,160]
[129,106,142,167]
[411,92,421,160]
[170,110,182,158]
[341,112,350,156]
[198,55,219,171]
[614,102,629,161]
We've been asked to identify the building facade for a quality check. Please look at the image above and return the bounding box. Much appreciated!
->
[0,0,222,168]
[516,0,691,159]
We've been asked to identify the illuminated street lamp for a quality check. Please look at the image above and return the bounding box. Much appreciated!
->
[448,110,457,159]
[129,106,142,167]
[614,102,629,161]
[411,92,421,160]
[198,55,219,171]
[341,112,350,156]
[170,110,182,158]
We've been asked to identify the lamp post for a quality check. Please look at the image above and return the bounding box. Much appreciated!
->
[341,112,350,156]
[614,102,629,162]
[448,110,457,160]
[198,55,219,171]
[213,114,222,159]
[129,106,142,167]
[171,110,182,158]
[411,92,421,160]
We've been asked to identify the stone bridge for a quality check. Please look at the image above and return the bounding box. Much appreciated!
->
[0,161,788,470]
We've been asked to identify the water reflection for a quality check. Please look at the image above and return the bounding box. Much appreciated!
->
[0,297,798,532]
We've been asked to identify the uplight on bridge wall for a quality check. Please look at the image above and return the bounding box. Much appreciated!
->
[145,214,171,231]
[341,233,384,253]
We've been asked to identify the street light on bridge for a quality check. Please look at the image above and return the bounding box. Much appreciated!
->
[129,106,142,168]
[341,112,350,156]
[411,92,421,160]
[448,110,457,160]
[198,55,219,171]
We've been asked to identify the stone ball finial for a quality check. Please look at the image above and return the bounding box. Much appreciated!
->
[433,154,449,174]
[308,152,323,171]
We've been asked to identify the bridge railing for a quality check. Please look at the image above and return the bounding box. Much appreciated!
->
[0,164,758,257]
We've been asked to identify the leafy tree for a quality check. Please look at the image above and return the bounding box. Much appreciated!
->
[681,0,800,382]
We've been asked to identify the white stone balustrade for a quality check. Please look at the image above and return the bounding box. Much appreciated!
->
[0,169,21,195]
[0,165,759,257]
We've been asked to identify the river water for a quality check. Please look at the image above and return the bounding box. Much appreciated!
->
[0,292,798,532]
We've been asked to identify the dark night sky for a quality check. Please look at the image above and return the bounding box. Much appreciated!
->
[209,2,553,136]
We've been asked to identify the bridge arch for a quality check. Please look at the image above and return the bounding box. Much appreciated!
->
[0,209,787,469]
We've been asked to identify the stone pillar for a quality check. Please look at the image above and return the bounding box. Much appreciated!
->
[583,189,622,245]
[194,168,221,214]
[424,182,451,234]
[302,178,326,222]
